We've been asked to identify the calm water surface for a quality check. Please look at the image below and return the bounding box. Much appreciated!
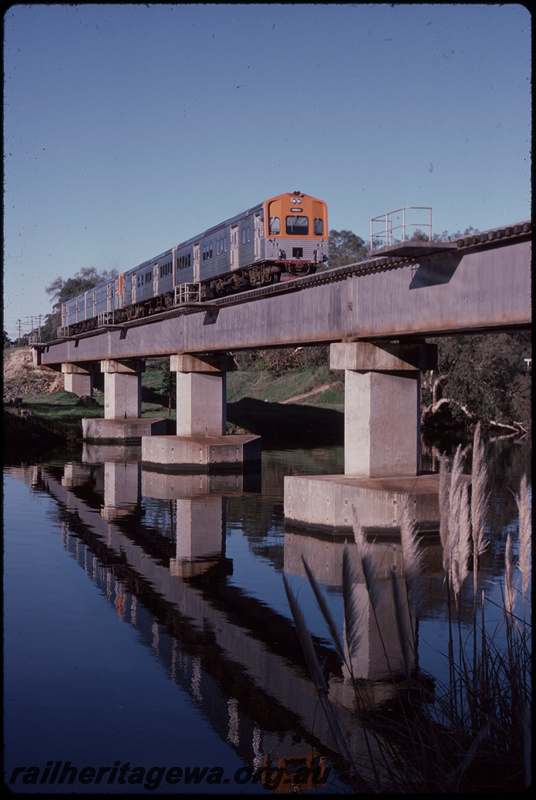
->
[3,438,531,794]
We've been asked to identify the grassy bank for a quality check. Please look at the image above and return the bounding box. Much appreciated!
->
[3,366,344,461]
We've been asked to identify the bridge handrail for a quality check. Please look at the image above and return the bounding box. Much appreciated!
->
[370,206,432,252]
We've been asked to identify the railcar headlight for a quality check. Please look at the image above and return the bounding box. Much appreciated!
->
[290,197,302,204]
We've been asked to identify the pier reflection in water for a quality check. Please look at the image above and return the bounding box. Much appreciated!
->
[3,438,529,793]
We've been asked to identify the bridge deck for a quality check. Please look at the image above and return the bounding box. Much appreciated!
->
[34,225,531,367]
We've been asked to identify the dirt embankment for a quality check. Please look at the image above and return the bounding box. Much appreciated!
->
[3,347,64,402]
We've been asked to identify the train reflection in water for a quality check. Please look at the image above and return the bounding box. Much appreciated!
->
[31,446,443,791]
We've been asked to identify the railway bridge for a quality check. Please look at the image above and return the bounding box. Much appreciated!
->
[32,222,531,498]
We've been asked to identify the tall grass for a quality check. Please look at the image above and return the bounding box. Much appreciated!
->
[283,423,531,793]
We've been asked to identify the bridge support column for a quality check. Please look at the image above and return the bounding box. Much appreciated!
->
[102,359,145,419]
[331,341,437,477]
[141,353,262,471]
[82,359,166,443]
[61,363,94,397]
[284,341,439,535]
[172,353,232,436]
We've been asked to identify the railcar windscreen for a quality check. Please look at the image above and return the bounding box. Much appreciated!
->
[285,215,309,235]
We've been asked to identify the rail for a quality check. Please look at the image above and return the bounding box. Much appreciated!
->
[370,206,432,252]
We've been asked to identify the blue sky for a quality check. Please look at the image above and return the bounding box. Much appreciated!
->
[3,3,531,340]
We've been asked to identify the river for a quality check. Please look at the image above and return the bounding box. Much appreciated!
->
[3,435,531,793]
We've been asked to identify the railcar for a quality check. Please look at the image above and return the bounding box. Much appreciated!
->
[60,191,328,336]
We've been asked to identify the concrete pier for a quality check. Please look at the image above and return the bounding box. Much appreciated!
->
[284,473,441,536]
[141,433,262,472]
[330,341,437,477]
[62,362,94,396]
[172,353,232,437]
[82,358,166,443]
[284,341,439,533]
[82,417,167,442]
[142,352,261,471]
[102,358,144,419]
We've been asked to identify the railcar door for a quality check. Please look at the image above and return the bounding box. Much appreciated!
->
[193,243,200,282]
[254,213,263,261]
[153,263,159,298]
[230,225,239,270]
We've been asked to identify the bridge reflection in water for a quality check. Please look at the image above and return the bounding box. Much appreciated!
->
[33,446,443,791]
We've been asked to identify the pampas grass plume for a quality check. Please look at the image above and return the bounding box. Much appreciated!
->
[515,474,531,599]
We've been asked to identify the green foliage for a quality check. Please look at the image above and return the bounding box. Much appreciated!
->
[234,345,330,377]
[424,332,532,431]
[45,266,118,311]
[143,357,175,406]
[328,229,369,268]
[40,266,119,340]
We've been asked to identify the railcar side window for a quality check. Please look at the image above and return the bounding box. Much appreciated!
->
[177,253,191,271]
[286,215,309,235]
[269,217,281,235]
[314,218,324,235]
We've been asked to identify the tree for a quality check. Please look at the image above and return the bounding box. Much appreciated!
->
[40,266,118,342]
[422,332,532,434]
[327,229,369,269]
[45,266,117,311]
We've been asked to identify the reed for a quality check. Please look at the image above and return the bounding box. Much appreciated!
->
[516,474,531,620]
[283,435,531,793]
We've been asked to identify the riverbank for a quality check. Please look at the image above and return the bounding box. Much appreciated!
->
[3,349,345,462]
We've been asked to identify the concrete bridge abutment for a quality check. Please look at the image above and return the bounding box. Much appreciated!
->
[284,341,440,535]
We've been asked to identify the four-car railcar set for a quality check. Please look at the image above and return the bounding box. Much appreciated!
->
[59,191,328,336]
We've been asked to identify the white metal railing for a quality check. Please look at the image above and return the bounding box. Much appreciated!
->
[98,311,115,326]
[370,207,432,252]
[175,283,201,304]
